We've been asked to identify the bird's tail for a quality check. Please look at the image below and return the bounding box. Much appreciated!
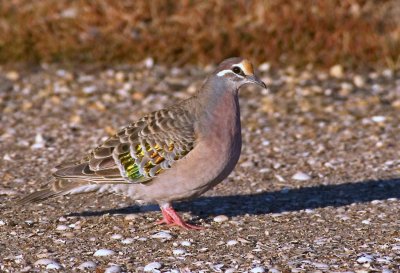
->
[16,178,93,205]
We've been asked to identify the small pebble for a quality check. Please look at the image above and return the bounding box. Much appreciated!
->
[6,71,19,80]
[226,240,238,246]
[151,231,172,240]
[391,245,400,251]
[82,85,97,94]
[357,255,373,263]
[111,234,123,240]
[121,238,134,244]
[329,64,344,78]
[269,269,281,273]
[292,172,311,181]
[31,133,45,149]
[77,261,97,270]
[250,266,265,273]
[46,263,62,270]
[34,259,57,266]
[105,265,122,273]
[353,75,365,87]
[93,249,115,257]
[259,62,270,72]
[124,214,138,221]
[213,215,229,223]
[371,116,386,123]
[312,262,329,269]
[56,225,69,231]
[144,262,162,272]
[144,57,154,68]
[180,241,192,247]
[172,249,186,256]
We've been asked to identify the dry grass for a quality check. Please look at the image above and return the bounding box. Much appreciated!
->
[0,0,399,68]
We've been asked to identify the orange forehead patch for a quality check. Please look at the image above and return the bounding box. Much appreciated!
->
[241,60,254,75]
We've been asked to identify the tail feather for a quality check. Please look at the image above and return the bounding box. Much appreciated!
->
[16,179,91,205]
[17,189,57,205]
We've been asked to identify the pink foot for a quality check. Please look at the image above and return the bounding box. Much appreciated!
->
[155,204,204,230]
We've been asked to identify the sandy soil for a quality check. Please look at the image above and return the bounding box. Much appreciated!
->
[0,63,399,272]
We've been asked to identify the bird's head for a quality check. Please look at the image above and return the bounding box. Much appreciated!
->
[213,57,267,90]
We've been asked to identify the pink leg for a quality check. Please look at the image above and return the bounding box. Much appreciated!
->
[155,203,204,230]
[155,207,174,225]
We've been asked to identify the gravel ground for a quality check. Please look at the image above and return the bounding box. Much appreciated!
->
[0,61,399,272]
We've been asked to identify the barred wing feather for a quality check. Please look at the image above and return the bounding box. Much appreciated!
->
[53,105,196,184]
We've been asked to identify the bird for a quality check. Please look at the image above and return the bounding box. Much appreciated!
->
[18,57,267,229]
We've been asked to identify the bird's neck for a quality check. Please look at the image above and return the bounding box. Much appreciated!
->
[195,79,241,138]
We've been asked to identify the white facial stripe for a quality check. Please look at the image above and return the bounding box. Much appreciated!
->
[217,70,236,77]
[216,62,249,77]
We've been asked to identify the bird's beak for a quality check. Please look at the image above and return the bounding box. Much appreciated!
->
[247,74,267,89]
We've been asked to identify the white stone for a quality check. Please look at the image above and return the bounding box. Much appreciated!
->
[78,261,97,270]
[93,249,115,257]
[105,265,121,273]
[121,238,134,244]
[56,225,69,231]
[180,241,192,247]
[172,249,186,256]
[357,255,373,263]
[312,262,329,269]
[82,86,97,94]
[111,234,123,240]
[151,231,172,240]
[6,71,19,81]
[213,215,229,223]
[34,259,56,266]
[269,269,281,273]
[274,174,285,182]
[250,266,265,273]
[292,172,311,181]
[61,8,78,19]
[144,262,162,272]
[124,214,138,221]
[353,75,365,87]
[259,63,271,72]
[31,134,45,149]
[46,263,62,270]
[0,220,5,226]
[371,116,386,123]
[361,220,370,225]
[226,240,238,246]
[392,245,400,251]
[144,57,154,69]
[330,64,344,78]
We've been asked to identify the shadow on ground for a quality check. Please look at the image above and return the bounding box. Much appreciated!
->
[69,178,400,219]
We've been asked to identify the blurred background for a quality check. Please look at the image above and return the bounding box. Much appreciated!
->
[0,0,399,69]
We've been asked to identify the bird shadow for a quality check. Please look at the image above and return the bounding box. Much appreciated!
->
[68,178,400,218]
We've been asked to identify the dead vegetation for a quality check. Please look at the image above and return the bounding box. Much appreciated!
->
[0,0,399,68]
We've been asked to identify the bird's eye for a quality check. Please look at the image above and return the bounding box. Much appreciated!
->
[232,67,243,75]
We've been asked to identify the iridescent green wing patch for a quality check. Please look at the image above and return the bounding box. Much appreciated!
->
[118,152,142,180]
[116,138,193,183]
